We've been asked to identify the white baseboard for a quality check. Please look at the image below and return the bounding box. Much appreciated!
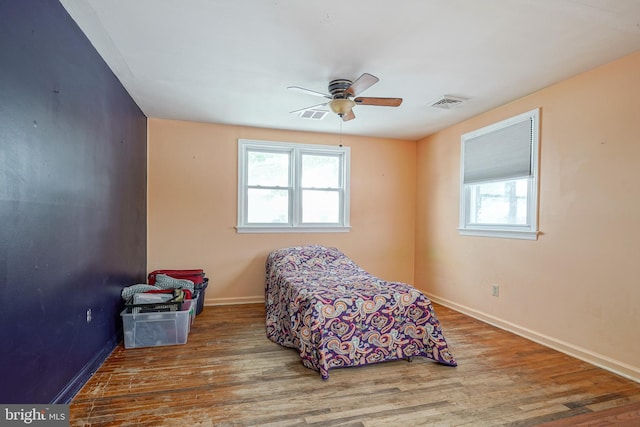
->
[426,293,640,384]
[206,296,264,306]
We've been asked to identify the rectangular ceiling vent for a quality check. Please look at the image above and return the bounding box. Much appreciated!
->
[299,109,328,120]
[429,95,468,109]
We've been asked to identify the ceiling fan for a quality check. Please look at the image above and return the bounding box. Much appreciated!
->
[288,73,402,122]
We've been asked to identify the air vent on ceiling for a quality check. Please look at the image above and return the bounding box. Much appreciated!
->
[299,109,328,120]
[429,95,468,109]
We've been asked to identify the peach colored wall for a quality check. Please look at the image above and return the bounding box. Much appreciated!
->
[147,119,416,305]
[415,51,640,381]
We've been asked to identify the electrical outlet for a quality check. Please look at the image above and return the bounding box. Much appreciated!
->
[86,309,92,323]
[491,284,500,297]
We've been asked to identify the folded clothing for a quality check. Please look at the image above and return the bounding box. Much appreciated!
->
[121,284,161,300]
[145,288,192,300]
[132,292,175,304]
[154,274,195,293]
[121,283,193,301]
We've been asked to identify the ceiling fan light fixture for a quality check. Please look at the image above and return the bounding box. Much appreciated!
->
[329,98,356,116]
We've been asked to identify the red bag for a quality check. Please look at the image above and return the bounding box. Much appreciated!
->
[148,269,205,285]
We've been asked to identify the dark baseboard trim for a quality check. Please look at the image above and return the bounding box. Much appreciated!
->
[51,336,120,404]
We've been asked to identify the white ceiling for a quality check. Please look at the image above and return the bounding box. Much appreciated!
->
[60,0,640,140]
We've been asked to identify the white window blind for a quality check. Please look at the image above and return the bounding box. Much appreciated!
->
[463,117,533,184]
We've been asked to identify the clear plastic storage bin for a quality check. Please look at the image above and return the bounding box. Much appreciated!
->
[121,298,196,349]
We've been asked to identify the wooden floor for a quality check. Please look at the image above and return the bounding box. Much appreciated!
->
[71,303,640,426]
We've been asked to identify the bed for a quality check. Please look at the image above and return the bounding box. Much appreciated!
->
[265,245,457,379]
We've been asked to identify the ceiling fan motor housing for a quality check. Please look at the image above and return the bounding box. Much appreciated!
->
[328,79,353,98]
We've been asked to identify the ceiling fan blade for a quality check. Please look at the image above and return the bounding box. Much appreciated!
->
[354,97,403,107]
[342,110,356,122]
[289,102,328,114]
[288,86,332,99]
[344,73,379,97]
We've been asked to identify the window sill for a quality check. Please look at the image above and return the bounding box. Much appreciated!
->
[236,225,351,234]
[457,228,539,240]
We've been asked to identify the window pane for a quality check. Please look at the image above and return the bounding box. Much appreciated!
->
[302,190,339,223]
[247,151,289,186]
[238,139,350,231]
[468,178,529,225]
[301,154,339,188]
[247,188,289,223]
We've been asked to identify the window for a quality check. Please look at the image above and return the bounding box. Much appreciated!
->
[458,108,540,240]
[237,139,350,233]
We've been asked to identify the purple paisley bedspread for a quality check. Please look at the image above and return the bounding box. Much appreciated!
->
[265,245,457,379]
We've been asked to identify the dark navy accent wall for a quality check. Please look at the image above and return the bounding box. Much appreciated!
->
[0,1,147,403]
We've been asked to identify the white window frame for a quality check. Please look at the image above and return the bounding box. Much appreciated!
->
[236,139,351,233]
[458,108,540,240]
